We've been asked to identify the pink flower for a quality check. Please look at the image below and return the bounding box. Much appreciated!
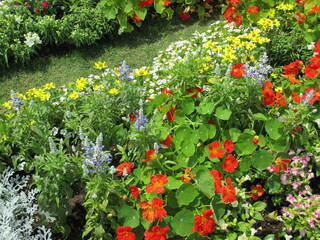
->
[42,2,49,7]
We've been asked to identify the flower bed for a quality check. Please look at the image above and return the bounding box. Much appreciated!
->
[0,0,320,239]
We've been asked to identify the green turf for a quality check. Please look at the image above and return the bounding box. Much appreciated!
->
[0,14,221,101]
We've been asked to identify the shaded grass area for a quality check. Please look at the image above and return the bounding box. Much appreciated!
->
[0,14,221,101]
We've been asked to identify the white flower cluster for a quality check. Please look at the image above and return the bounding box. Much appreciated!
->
[24,32,42,48]
[0,167,52,240]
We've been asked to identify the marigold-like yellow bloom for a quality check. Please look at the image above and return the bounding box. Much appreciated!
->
[275,87,283,93]
[5,113,14,118]
[221,53,237,62]
[28,121,35,126]
[245,42,257,50]
[257,18,280,29]
[94,61,108,69]
[203,56,212,62]
[15,92,27,100]
[44,82,56,90]
[69,92,79,99]
[203,41,216,49]
[93,85,104,91]
[1,135,8,141]
[135,68,149,76]
[109,88,119,94]
[113,67,121,76]
[271,73,277,78]
[242,55,256,63]
[268,9,276,18]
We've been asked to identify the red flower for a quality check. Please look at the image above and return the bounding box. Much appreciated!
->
[275,92,287,106]
[284,60,303,75]
[305,88,320,104]
[41,2,49,7]
[246,6,259,14]
[166,106,176,121]
[230,64,245,78]
[293,13,306,24]
[210,169,223,193]
[144,149,157,162]
[129,113,138,122]
[223,139,234,153]
[223,4,239,23]
[163,0,171,6]
[221,177,236,203]
[249,185,264,200]
[140,0,153,7]
[139,198,167,222]
[208,142,225,159]
[222,154,238,173]
[132,13,142,22]
[291,91,302,104]
[162,88,174,98]
[262,89,275,106]
[130,185,140,200]
[308,5,320,14]
[253,136,259,145]
[144,225,170,240]
[186,87,203,98]
[146,174,168,194]
[272,157,291,173]
[116,162,134,176]
[116,226,136,240]
[192,209,216,236]
[160,134,172,147]
[179,12,190,21]
[229,0,240,4]
[295,0,307,6]
[180,168,196,183]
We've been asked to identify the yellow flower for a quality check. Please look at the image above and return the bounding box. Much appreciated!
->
[135,68,149,76]
[28,121,35,126]
[93,84,105,91]
[307,29,315,32]
[203,41,216,49]
[203,56,212,62]
[242,55,256,63]
[2,101,13,109]
[39,92,50,100]
[268,9,276,18]
[15,92,27,100]
[109,88,119,94]
[113,67,121,76]
[276,3,294,11]
[221,53,237,62]
[1,135,8,141]
[258,37,271,44]
[271,73,277,78]
[223,47,236,54]
[245,42,257,50]
[94,61,108,70]
[275,87,283,93]
[26,88,37,99]
[44,82,56,90]
[5,113,14,118]
[69,92,79,99]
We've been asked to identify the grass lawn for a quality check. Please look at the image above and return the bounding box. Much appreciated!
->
[0,14,221,102]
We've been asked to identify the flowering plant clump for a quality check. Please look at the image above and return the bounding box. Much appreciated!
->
[0,2,320,239]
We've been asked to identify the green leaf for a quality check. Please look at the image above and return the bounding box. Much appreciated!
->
[198,125,209,142]
[239,156,251,172]
[182,99,195,115]
[171,210,194,236]
[229,128,241,142]
[103,6,118,19]
[270,137,289,152]
[176,183,199,206]
[166,176,183,190]
[181,140,195,157]
[135,6,147,20]
[194,167,215,198]
[251,149,273,171]
[197,102,214,115]
[264,234,275,240]
[215,106,232,120]
[211,198,225,221]
[154,0,166,13]
[253,113,268,121]
[252,211,264,221]
[207,124,216,139]
[186,232,211,239]
[253,201,267,211]
[234,133,256,156]
[118,205,140,228]
[266,175,281,194]
[265,118,284,140]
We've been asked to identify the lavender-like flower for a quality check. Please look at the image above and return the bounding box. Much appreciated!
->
[9,90,24,110]
[81,133,112,174]
[119,61,133,81]
[244,53,273,85]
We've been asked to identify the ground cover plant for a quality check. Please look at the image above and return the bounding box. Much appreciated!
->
[0,0,320,240]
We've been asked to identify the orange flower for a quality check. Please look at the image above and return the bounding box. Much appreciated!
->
[222,154,239,173]
[272,157,291,173]
[229,0,240,4]
[208,142,225,159]
[295,0,307,6]
[223,139,234,153]
[166,106,176,121]
[192,209,216,236]
[230,64,245,78]
[221,177,236,203]
[262,89,275,106]
[144,225,170,240]
[139,198,167,222]
[161,88,174,98]
[308,5,320,14]
[275,92,287,106]
[144,149,157,162]
[116,162,134,176]
[160,134,172,148]
[129,113,137,122]
[291,91,302,104]
[146,174,168,194]
[116,226,136,240]
[180,168,196,183]
[253,136,259,145]
[130,185,140,200]
[249,184,264,200]
[210,169,223,193]
[293,12,306,24]
[131,13,142,22]
[186,87,203,98]
[163,0,171,6]
[246,5,259,14]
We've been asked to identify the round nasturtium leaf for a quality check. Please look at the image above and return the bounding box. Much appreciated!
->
[118,205,140,228]
[251,149,273,171]
[234,133,256,156]
[265,118,284,140]
[171,210,194,236]
[176,183,199,206]
[215,106,232,120]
